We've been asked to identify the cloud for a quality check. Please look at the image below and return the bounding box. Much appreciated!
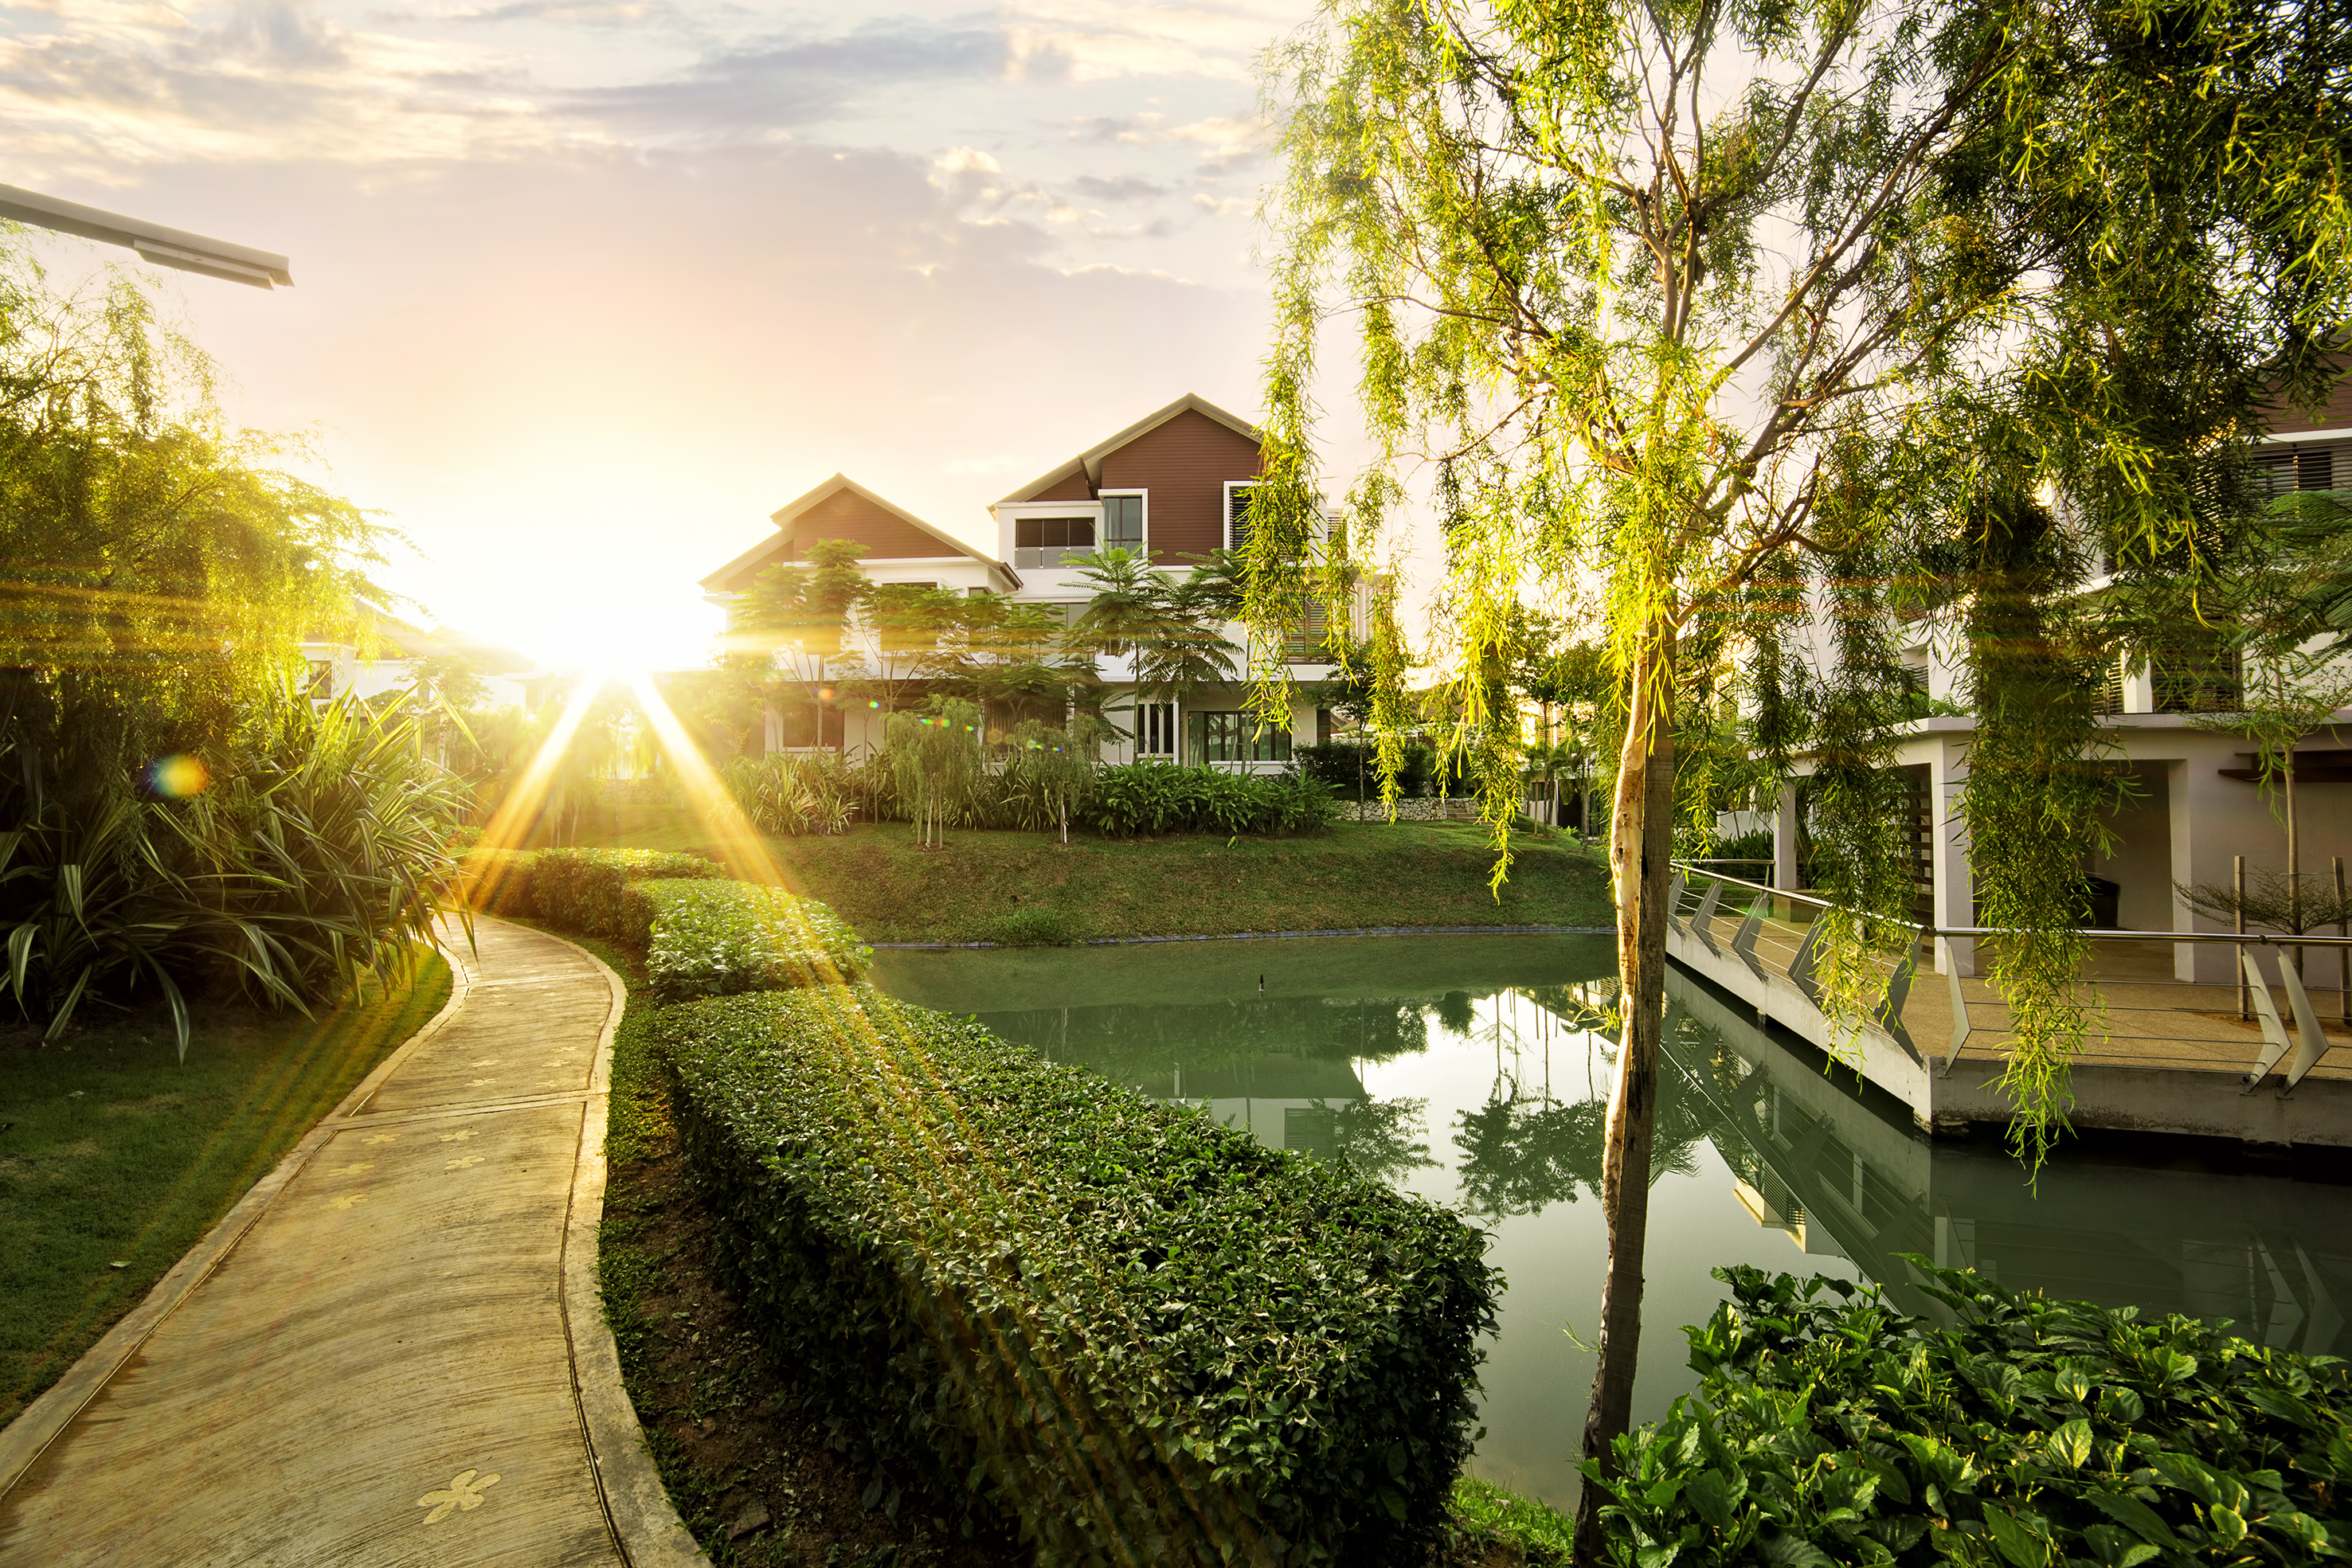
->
[1190,191,1245,217]
[570,20,1013,139]
[1066,111,1163,146]
[1070,172,1163,201]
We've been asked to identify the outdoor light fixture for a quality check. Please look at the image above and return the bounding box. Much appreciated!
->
[0,185,293,289]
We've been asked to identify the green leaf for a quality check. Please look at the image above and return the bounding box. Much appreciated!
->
[2085,1489,2182,1550]
[1687,1468,1737,1530]
[2048,1417,2094,1469]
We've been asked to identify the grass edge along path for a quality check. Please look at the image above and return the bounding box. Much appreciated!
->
[582,815,1615,948]
[0,950,453,1428]
[566,917,1579,1566]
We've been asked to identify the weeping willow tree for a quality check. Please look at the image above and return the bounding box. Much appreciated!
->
[1246,0,2350,1549]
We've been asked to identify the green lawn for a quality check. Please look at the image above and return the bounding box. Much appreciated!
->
[589,809,1616,944]
[0,954,452,1426]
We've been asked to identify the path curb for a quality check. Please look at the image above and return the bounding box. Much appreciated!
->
[544,928,712,1568]
[0,946,473,1500]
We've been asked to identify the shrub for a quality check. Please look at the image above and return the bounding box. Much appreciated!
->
[988,905,1073,946]
[0,690,463,1056]
[723,753,857,837]
[655,987,1497,1566]
[1297,740,1434,802]
[454,847,538,917]
[640,880,871,1003]
[1084,763,1339,838]
[529,847,726,943]
[1592,1265,2352,1568]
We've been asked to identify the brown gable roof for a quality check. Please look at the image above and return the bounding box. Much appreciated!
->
[699,475,1008,594]
[998,393,1262,504]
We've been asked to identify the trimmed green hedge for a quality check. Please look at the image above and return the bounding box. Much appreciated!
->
[655,986,1497,1566]
[454,847,539,917]
[1593,1265,2352,1567]
[522,848,726,941]
[637,879,871,1003]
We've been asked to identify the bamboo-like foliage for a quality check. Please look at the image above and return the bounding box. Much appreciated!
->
[884,699,986,849]
[1,686,463,1057]
[1252,0,2352,1546]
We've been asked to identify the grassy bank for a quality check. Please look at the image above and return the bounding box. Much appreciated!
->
[585,810,1615,944]
[0,953,452,1425]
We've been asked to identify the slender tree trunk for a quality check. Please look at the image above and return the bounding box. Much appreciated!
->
[2287,749,2301,978]
[1572,628,1677,1567]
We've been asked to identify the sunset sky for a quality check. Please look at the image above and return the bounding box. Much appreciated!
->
[2,0,1351,671]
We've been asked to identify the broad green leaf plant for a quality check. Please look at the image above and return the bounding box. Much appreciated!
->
[1247,0,2352,1551]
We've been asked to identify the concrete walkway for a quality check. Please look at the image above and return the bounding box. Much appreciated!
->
[0,919,701,1567]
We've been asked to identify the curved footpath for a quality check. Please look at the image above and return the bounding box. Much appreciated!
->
[0,918,704,1567]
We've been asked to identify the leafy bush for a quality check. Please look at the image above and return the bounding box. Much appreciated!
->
[0,691,462,1056]
[987,905,1074,946]
[454,847,538,917]
[1592,1265,2352,1568]
[639,880,871,1003]
[723,753,858,837]
[656,987,1497,1566]
[1083,763,1339,838]
[527,848,726,943]
[1296,739,1434,802]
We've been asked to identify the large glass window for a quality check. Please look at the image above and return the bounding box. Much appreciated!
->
[1185,710,1293,764]
[1102,494,1145,553]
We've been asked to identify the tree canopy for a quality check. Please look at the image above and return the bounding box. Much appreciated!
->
[1247,0,2352,1546]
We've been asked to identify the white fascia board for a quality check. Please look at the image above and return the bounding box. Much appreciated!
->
[2258,426,2352,444]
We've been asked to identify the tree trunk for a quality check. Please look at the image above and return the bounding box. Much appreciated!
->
[1572,628,1677,1567]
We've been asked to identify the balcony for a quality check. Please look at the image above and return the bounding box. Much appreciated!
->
[1013,514,1097,571]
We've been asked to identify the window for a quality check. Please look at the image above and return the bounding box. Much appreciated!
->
[2259,448,2337,495]
[2090,651,2127,715]
[304,659,336,700]
[1185,710,1293,764]
[1226,481,1258,551]
[1135,702,1176,756]
[2153,644,2244,714]
[1013,516,1096,569]
[1102,494,1145,553]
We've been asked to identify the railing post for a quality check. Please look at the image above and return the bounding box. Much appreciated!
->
[2236,855,2249,1022]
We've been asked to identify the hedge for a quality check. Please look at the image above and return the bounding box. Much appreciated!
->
[1591,1264,2352,1568]
[655,986,1497,1566]
[1082,764,1339,839]
[638,879,871,1002]
[452,847,539,917]
[516,848,726,940]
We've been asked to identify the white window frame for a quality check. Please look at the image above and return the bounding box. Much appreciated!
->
[1099,489,1148,557]
[1223,479,1261,552]
[1134,700,1177,757]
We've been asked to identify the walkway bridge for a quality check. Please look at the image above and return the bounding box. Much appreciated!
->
[1663,865,2352,1149]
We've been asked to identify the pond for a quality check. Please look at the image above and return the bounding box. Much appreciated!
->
[870,933,2352,1511]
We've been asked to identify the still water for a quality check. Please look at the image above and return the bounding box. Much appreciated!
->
[871,934,2352,1509]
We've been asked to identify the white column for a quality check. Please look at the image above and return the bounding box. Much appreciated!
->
[1930,733,1974,976]
[1772,781,1800,897]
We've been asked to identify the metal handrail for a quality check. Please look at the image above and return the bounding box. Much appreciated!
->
[1673,861,2352,950]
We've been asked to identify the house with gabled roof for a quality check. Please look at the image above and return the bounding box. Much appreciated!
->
[700,393,1365,767]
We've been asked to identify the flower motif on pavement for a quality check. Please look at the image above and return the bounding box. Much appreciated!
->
[326,1193,367,1211]
[417,1468,501,1524]
[466,1077,496,1088]
[440,1129,475,1144]
[363,1133,400,1147]
[446,1155,484,1171]
[330,1162,376,1178]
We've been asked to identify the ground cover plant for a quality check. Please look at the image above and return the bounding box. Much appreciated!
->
[0,952,451,1425]
[638,880,871,1002]
[655,984,1500,1566]
[1591,1265,2352,1567]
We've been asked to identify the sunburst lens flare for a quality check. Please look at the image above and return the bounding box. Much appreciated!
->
[624,672,789,891]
